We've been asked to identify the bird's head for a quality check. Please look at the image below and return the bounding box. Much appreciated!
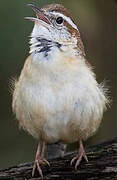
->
[27,4,85,58]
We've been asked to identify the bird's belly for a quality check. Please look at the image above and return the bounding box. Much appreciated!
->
[15,76,105,143]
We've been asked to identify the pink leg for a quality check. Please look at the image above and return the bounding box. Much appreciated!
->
[32,141,50,178]
[71,140,88,170]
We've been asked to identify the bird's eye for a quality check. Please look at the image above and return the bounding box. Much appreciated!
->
[56,17,63,25]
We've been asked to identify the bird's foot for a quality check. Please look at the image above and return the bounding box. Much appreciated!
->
[71,140,88,170]
[32,156,50,178]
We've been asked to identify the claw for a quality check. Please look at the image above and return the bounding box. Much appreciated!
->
[32,160,43,178]
[70,156,78,166]
[32,141,50,178]
[32,158,50,178]
[71,140,88,170]
[43,159,50,166]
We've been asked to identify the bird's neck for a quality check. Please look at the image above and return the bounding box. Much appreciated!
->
[30,37,61,54]
[30,37,83,63]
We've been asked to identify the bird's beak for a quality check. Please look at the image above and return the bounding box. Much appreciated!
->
[26,4,51,27]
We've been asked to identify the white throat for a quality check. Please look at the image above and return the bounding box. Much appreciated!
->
[29,24,83,63]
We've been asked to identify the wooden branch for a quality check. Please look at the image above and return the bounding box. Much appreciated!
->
[0,138,117,179]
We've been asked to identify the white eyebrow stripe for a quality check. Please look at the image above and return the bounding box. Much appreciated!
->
[50,12,78,31]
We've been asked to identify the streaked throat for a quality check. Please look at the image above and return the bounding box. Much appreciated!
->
[30,37,61,57]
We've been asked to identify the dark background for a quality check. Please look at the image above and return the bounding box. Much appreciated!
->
[0,0,117,169]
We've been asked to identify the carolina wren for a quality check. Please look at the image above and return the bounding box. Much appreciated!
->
[12,3,108,178]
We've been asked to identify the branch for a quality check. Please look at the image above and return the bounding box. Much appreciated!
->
[0,138,117,179]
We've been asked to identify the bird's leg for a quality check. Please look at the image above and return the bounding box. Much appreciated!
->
[71,140,88,170]
[32,141,50,178]
[60,143,67,158]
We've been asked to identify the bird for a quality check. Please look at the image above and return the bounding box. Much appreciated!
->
[12,3,109,178]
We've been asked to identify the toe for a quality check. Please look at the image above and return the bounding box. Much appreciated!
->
[70,156,78,166]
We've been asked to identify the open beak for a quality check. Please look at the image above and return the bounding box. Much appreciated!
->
[26,4,51,27]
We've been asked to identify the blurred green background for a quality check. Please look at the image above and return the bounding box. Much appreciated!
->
[0,0,117,169]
